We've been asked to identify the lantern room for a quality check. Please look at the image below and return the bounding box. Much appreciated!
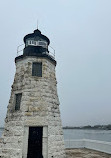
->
[23,29,50,56]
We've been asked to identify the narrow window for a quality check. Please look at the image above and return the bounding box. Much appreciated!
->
[35,41,37,46]
[15,93,22,110]
[32,40,34,44]
[34,41,36,45]
[28,41,30,45]
[38,41,47,48]
[32,62,42,77]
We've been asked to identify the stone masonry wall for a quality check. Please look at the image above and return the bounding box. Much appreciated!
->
[0,56,66,158]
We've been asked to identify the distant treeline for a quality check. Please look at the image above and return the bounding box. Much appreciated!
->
[0,127,4,130]
[1,125,111,130]
[63,124,111,130]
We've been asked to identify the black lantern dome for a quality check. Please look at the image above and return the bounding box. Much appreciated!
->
[24,29,50,45]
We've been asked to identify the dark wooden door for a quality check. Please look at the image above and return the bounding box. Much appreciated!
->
[27,127,43,158]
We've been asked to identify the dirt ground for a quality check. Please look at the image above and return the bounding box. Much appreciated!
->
[65,148,111,158]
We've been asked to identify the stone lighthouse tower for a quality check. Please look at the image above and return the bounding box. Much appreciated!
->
[0,29,66,158]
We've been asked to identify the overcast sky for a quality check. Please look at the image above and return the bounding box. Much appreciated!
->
[0,0,111,127]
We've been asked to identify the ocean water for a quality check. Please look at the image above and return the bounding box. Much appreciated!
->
[0,128,111,142]
[63,129,111,142]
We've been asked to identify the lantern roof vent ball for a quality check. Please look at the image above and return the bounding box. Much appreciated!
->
[23,28,50,45]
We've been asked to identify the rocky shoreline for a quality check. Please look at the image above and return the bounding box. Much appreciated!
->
[65,148,111,158]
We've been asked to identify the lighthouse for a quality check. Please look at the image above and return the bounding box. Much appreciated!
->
[0,28,66,158]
